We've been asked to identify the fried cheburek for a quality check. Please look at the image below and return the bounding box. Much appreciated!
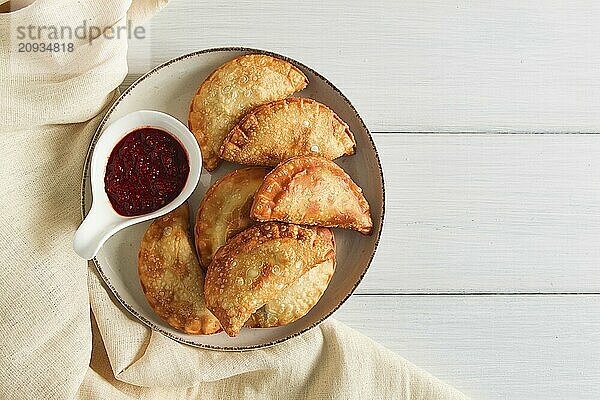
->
[251,156,373,234]
[188,54,308,171]
[204,223,335,336]
[245,257,335,328]
[220,98,356,166]
[138,204,221,335]
[194,167,268,269]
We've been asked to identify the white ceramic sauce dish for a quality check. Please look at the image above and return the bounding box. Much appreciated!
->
[73,110,201,260]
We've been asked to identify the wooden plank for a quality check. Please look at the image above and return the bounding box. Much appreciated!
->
[357,133,600,294]
[335,294,600,399]
[128,0,600,132]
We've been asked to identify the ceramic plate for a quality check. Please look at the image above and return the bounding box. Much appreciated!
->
[82,47,385,350]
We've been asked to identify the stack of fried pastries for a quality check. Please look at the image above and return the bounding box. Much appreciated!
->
[139,54,374,337]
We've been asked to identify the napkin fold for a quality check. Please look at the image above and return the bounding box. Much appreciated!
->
[0,1,467,398]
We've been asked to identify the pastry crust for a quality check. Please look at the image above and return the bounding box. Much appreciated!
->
[220,98,356,166]
[245,256,335,328]
[251,156,373,234]
[204,223,335,336]
[138,204,221,334]
[188,54,308,171]
[194,167,268,269]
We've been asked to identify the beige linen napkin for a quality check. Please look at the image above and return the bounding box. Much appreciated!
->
[0,1,467,399]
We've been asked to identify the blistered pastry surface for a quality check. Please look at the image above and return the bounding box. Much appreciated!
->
[204,223,334,336]
[195,167,268,268]
[138,204,221,335]
[252,156,373,234]
[221,98,355,166]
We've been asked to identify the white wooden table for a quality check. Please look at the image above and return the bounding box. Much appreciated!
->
[127,1,600,398]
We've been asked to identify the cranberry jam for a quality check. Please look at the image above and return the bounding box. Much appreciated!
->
[104,127,189,217]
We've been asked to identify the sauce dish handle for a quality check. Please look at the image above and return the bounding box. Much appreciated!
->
[73,204,122,260]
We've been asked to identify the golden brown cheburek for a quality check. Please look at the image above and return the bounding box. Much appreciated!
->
[194,167,268,269]
[220,98,356,166]
[245,257,335,328]
[188,54,308,171]
[251,156,373,235]
[138,204,221,335]
[204,223,335,337]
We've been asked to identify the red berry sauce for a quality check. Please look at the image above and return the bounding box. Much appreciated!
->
[104,127,189,217]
